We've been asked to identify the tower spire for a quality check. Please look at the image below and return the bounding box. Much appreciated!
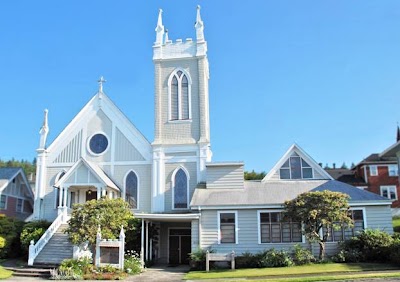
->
[195,5,204,42]
[397,122,400,142]
[155,9,165,46]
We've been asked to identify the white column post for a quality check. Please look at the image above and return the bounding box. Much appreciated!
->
[141,219,145,268]
[145,221,149,261]
[97,186,101,200]
[102,187,106,198]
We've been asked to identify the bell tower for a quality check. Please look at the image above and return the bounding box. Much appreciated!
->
[151,6,212,212]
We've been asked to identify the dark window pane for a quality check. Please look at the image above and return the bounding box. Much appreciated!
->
[171,76,179,120]
[301,159,311,167]
[260,213,270,223]
[282,159,290,168]
[125,171,138,209]
[353,210,363,221]
[221,213,235,223]
[290,157,301,179]
[174,169,188,209]
[181,75,189,119]
[89,134,108,154]
[302,168,313,179]
[280,168,290,179]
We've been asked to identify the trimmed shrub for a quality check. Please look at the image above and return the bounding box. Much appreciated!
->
[258,248,293,268]
[0,215,24,258]
[59,257,93,277]
[20,220,51,254]
[335,229,393,263]
[236,252,259,269]
[291,244,315,265]
[189,248,214,270]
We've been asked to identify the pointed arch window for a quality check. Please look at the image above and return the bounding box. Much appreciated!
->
[169,70,191,121]
[173,168,189,209]
[125,171,138,209]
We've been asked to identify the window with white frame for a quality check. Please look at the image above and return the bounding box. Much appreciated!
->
[0,195,6,209]
[388,165,398,177]
[16,198,23,213]
[369,165,378,176]
[219,212,237,244]
[173,168,188,209]
[169,70,190,121]
[279,152,313,180]
[259,212,302,243]
[380,185,397,200]
[125,171,138,209]
[325,209,364,242]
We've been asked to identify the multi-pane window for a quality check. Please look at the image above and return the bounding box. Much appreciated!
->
[280,153,313,179]
[174,168,188,209]
[170,70,190,121]
[16,199,23,213]
[125,171,138,209]
[380,186,397,200]
[369,165,378,176]
[259,212,302,243]
[219,212,236,244]
[0,195,6,209]
[326,210,364,242]
[388,165,398,177]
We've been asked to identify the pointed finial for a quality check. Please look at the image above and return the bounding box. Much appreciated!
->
[157,9,163,28]
[42,109,49,129]
[39,109,49,149]
[396,122,400,142]
[196,5,202,24]
[195,5,205,42]
[155,9,165,45]
[98,76,106,93]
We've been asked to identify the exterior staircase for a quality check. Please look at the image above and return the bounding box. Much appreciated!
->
[33,224,73,265]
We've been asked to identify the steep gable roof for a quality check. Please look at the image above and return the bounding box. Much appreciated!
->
[0,167,34,199]
[47,90,152,162]
[262,144,333,182]
[54,158,119,191]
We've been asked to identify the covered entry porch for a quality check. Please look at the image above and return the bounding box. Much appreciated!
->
[53,158,121,219]
[135,213,200,265]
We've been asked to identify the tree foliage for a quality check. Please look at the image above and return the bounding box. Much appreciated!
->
[0,158,36,177]
[65,198,134,246]
[244,170,266,180]
[283,190,353,260]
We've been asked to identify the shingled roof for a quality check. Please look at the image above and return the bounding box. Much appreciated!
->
[190,180,390,208]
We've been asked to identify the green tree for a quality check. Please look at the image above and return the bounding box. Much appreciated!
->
[244,170,266,180]
[283,191,353,260]
[65,198,134,246]
[340,162,348,169]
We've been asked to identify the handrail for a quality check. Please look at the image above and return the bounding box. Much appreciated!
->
[28,213,70,265]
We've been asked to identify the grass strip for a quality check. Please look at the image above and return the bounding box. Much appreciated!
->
[185,263,400,280]
[0,266,12,280]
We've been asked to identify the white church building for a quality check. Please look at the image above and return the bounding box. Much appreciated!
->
[29,7,393,266]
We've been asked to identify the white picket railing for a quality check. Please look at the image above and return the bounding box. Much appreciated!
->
[28,213,69,265]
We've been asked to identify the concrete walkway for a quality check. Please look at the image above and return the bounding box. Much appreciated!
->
[127,265,190,282]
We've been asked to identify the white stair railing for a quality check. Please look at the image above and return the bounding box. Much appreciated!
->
[28,213,70,265]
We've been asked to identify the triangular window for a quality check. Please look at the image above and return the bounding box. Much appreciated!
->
[280,155,314,179]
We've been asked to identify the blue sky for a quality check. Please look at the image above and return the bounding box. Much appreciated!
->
[1,1,400,172]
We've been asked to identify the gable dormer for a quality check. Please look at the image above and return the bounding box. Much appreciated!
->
[263,144,333,182]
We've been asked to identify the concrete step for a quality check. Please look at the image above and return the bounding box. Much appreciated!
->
[5,267,51,278]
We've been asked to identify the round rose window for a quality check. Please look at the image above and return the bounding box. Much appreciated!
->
[89,133,108,155]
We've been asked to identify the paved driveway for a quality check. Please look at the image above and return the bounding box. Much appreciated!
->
[127,265,190,282]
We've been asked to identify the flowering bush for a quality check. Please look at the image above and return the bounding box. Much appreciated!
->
[124,250,142,274]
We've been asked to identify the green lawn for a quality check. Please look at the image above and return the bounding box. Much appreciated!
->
[393,217,400,232]
[0,266,12,280]
[185,263,400,280]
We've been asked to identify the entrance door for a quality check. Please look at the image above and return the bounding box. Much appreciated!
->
[86,190,97,201]
[169,229,191,265]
